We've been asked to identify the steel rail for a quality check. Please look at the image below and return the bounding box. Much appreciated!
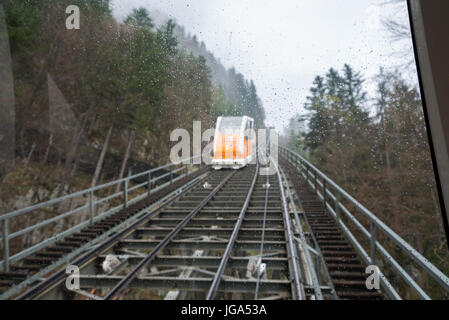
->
[272,157,305,300]
[281,149,400,299]
[205,163,259,300]
[289,188,337,299]
[104,171,236,300]
[254,173,270,299]
[279,166,326,300]
[2,172,209,301]
[15,170,211,300]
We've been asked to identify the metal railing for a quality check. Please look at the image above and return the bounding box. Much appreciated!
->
[0,156,201,272]
[280,146,449,300]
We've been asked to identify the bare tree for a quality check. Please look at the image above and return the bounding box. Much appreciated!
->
[381,0,416,69]
[91,124,114,188]
[115,130,135,193]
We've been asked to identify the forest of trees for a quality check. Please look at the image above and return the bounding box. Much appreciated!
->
[0,0,265,206]
[285,64,449,297]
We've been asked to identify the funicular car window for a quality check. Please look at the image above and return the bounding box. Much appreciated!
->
[218,117,243,135]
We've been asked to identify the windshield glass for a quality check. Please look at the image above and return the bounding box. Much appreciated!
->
[217,117,243,135]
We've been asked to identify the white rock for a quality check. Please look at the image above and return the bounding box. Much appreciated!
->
[102,254,121,273]
[203,182,212,189]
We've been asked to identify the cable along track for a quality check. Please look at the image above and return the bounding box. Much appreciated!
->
[19,161,310,300]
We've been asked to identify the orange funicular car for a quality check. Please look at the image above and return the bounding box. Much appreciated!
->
[212,116,255,170]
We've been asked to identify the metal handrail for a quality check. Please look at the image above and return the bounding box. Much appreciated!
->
[272,157,306,300]
[0,155,201,271]
[279,146,449,299]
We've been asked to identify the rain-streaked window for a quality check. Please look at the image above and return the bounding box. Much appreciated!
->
[0,0,448,301]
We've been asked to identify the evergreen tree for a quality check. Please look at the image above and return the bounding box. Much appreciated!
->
[157,20,178,56]
[125,7,154,30]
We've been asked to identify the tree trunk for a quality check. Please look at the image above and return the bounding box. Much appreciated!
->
[24,142,37,168]
[115,131,135,193]
[71,111,98,177]
[91,124,114,188]
[41,133,53,165]
[70,153,81,177]
[56,112,91,198]
[79,124,114,222]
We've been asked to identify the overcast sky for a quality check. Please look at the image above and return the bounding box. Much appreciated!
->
[111,0,415,132]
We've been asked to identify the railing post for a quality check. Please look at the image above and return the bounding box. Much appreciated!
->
[3,219,9,272]
[370,221,377,265]
[306,164,309,183]
[89,190,95,225]
[124,178,129,208]
[314,171,318,193]
[147,172,152,197]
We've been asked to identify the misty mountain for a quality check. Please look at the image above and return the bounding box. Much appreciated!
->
[147,9,265,124]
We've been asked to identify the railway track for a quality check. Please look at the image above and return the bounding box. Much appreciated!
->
[12,160,310,300]
[0,166,210,298]
[280,157,384,300]
[3,148,449,300]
